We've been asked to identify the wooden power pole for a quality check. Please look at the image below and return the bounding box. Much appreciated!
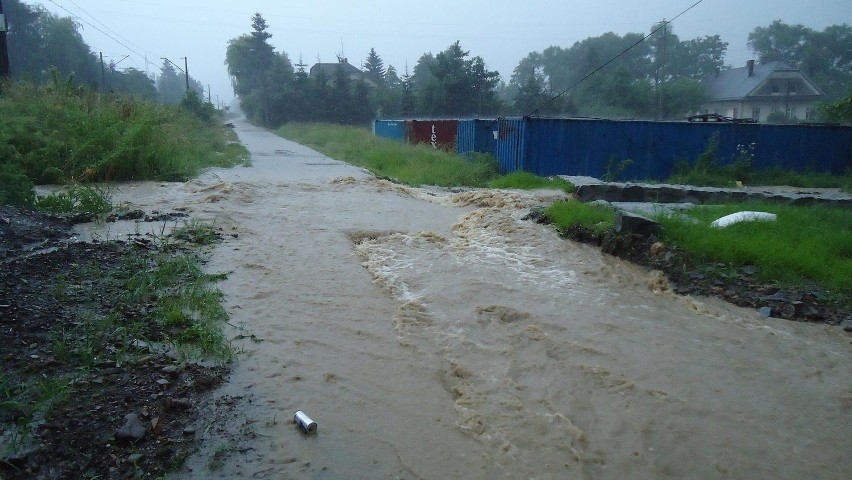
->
[0,0,11,80]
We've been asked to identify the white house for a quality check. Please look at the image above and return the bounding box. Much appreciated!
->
[701,60,825,122]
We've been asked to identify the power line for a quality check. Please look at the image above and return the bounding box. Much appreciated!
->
[47,0,147,64]
[64,0,150,58]
[526,0,705,117]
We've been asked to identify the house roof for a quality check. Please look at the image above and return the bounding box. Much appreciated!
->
[704,61,800,101]
[309,60,363,78]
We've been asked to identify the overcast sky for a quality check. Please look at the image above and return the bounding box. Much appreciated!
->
[30,0,852,104]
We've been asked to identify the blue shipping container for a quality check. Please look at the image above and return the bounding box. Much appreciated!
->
[373,120,406,142]
[457,119,497,156]
[495,118,526,173]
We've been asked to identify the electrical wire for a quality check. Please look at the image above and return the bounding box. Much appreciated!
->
[526,0,704,117]
[46,0,148,64]
[64,0,150,58]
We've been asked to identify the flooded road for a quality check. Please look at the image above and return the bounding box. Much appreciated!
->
[90,119,850,479]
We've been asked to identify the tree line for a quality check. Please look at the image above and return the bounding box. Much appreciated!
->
[230,14,850,127]
[4,0,207,106]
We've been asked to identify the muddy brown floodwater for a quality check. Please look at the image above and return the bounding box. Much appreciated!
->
[78,118,852,479]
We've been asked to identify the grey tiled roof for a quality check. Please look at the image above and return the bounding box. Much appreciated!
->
[704,61,795,101]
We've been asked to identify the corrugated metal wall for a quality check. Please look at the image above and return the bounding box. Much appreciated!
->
[522,118,852,180]
[495,118,526,173]
[407,120,459,151]
[457,119,497,156]
[373,120,406,141]
[374,117,852,179]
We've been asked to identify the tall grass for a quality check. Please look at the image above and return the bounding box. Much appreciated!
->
[0,81,249,188]
[655,203,852,293]
[277,123,501,187]
[545,200,615,234]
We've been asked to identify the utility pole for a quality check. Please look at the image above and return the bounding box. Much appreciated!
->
[657,20,668,121]
[100,52,105,92]
[0,0,10,80]
[183,56,189,93]
[207,84,211,103]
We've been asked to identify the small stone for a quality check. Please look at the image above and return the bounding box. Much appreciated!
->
[740,265,759,276]
[129,339,150,351]
[161,365,180,374]
[182,426,196,436]
[649,242,666,255]
[758,306,772,318]
[115,413,147,442]
[127,453,144,464]
[841,319,852,332]
[761,292,788,302]
[156,378,170,386]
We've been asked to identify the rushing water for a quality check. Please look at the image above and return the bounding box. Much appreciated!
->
[81,119,851,479]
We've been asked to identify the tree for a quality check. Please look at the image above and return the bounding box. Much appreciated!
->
[816,88,852,123]
[363,48,385,85]
[413,41,501,116]
[748,21,852,98]
[157,59,184,105]
[225,13,284,125]
[110,68,157,100]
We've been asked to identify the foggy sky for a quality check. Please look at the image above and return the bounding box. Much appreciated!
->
[30,0,852,105]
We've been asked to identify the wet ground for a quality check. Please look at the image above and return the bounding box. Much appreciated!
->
[0,206,228,479]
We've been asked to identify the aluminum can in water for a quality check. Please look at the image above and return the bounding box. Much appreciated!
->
[294,410,317,433]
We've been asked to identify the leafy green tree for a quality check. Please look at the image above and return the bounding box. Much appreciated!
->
[109,68,157,100]
[157,60,185,105]
[225,13,284,125]
[413,41,500,116]
[748,21,852,98]
[816,88,852,123]
[514,74,557,115]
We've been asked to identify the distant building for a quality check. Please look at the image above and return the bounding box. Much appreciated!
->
[309,58,376,87]
[701,60,825,122]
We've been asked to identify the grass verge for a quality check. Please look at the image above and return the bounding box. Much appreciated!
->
[0,81,250,207]
[277,123,573,191]
[654,203,851,295]
[545,200,851,295]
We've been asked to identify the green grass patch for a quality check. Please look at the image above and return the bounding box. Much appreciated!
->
[487,171,575,193]
[655,203,851,294]
[544,200,615,234]
[35,184,113,216]
[543,200,850,296]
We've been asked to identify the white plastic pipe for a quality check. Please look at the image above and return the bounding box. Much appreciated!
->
[710,211,777,228]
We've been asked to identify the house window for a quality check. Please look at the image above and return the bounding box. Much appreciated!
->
[733,108,738,119]
[752,107,761,121]
[806,107,813,120]
[771,83,780,94]
[790,107,797,119]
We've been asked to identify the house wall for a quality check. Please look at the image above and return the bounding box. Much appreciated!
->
[701,98,820,122]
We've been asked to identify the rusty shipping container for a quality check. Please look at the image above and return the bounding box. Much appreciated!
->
[407,120,459,151]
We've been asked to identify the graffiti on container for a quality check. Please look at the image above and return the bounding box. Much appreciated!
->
[431,124,437,148]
